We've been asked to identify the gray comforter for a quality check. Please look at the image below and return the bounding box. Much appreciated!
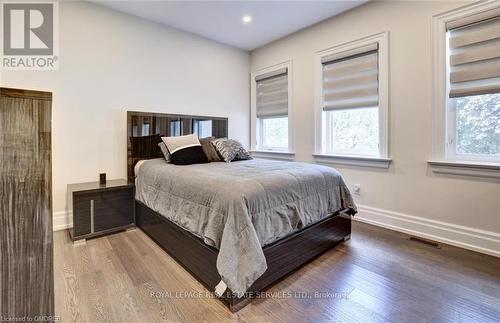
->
[135,158,356,296]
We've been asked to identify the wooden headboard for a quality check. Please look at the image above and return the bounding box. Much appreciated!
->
[127,111,228,182]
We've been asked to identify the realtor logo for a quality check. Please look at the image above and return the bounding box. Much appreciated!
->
[1,1,59,70]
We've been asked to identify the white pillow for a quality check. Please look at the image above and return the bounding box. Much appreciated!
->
[161,133,200,154]
[161,134,209,165]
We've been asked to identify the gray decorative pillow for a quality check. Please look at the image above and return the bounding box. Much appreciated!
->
[212,138,252,162]
[235,147,252,161]
[199,136,221,162]
[158,142,171,162]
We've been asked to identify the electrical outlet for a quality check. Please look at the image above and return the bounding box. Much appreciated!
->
[353,184,361,196]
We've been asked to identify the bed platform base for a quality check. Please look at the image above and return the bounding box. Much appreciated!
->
[135,201,352,312]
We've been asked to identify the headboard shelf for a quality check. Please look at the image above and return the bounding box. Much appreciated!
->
[127,111,228,182]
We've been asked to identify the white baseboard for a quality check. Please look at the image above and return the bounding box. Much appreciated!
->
[53,211,72,231]
[356,204,500,258]
[52,205,500,257]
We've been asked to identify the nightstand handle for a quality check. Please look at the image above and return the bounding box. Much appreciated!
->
[90,199,95,233]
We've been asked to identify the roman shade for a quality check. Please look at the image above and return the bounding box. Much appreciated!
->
[447,11,500,98]
[256,68,288,118]
[322,43,379,111]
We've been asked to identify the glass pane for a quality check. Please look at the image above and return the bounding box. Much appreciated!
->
[261,117,288,149]
[142,123,150,136]
[455,93,500,156]
[193,119,212,138]
[324,107,379,155]
[169,120,181,137]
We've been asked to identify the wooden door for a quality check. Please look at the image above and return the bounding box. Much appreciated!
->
[0,87,53,318]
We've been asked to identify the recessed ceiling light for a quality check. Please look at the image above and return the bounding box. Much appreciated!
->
[242,15,252,23]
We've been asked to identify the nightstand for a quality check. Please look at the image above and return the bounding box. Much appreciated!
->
[68,179,135,244]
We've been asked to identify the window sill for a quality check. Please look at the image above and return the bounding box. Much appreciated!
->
[250,150,295,161]
[428,160,500,179]
[313,153,392,169]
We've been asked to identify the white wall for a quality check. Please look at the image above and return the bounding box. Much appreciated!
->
[2,0,498,256]
[1,1,250,223]
[250,1,500,255]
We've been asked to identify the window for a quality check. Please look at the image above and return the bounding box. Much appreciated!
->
[323,107,379,155]
[430,2,500,178]
[448,94,499,160]
[261,116,288,149]
[251,63,292,153]
[445,12,500,162]
[315,32,389,163]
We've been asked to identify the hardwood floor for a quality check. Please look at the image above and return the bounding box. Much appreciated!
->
[54,222,500,323]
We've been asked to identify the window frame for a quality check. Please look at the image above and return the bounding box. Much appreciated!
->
[432,0,500,165]
[258,116,289,151]
[446,95,500,163]
[313,31,390,163]
[322,107,381,157]
[250,61,293,154]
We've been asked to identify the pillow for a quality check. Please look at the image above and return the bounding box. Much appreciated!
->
[235,147,252,161]
[130,134,162,158]
[161,134,208,165]
[158,142,171,162]
[199,136,221,162]
[212,138,252,162]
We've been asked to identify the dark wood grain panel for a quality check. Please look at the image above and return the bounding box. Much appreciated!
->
[135,202,221,286]
[68,178,132,194]
[0,87,53,318]
[249,213,351,291]
[72,194,92,237]
[212,119,228,139]
[94,188,134,232]
[0,87,52,100]
[127,111,228,182]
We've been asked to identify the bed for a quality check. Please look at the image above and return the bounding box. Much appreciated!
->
[128,111,356,311]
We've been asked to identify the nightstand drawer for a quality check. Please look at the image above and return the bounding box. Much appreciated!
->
[94,189,134,232]
[68,179,134,241]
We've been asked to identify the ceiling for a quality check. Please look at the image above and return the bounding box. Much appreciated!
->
[94,1,369,51]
